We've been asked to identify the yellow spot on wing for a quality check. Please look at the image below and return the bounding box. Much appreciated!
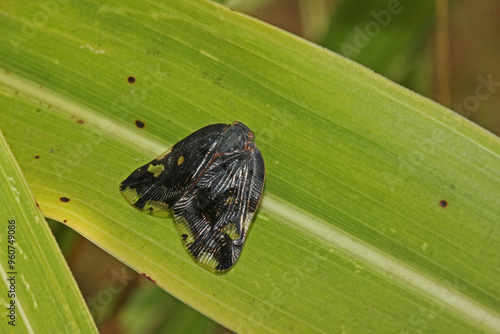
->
[143,200,169,212]
[222,222,240,240]
[177,156,184,165]
[175,216,195,245]
[198,252,219,270]
[120,187,169,211]
[147,163,164,178]
[120,186,140,205]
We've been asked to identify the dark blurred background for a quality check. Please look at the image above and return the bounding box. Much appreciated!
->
[50,1,500,333]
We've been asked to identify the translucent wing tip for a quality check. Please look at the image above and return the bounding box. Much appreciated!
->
[119,184,170,212]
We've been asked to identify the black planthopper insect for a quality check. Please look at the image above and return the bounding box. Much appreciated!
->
[120,122,265,271]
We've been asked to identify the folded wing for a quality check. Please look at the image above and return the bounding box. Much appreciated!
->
[120,123,228,212]
[173,148,265,271]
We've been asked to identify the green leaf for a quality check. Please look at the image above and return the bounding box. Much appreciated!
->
[0,130,97,333]
[1,0,499,333]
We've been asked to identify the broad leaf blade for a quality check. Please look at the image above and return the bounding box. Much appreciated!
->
[0,130,97,333]
[1,0,499,333]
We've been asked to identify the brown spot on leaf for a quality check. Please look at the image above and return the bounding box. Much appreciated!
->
[135,120,145,128]
[127,76,136,83]
[60,197,70,203]
[34,155,40,159]
[439,200,448,208]
[77,119,84,124]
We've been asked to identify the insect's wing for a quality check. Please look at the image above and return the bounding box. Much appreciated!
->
[173,148,265,271]
[120,124,228,212]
